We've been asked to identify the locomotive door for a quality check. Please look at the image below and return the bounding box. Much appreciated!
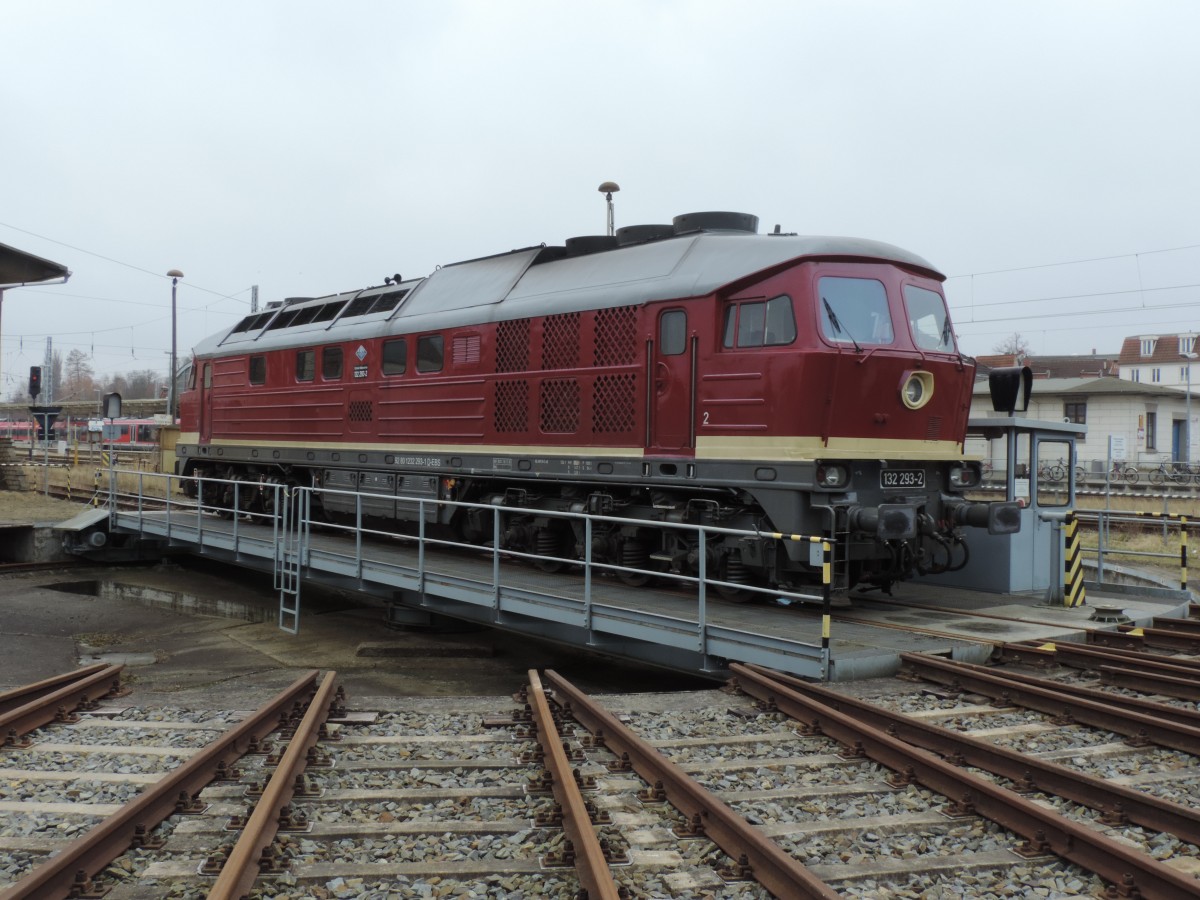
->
[199,363,212,442]
[650,308,693,451]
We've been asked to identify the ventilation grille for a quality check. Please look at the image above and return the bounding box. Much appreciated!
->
[540,379,580,433]
[926,416,942,440]
[542,313,580,370]
[593,305,637,366]
[452,334,481,365]
[592,373,636,434]
[494,380,529,433]
[496,320,529,373]
[349,400,374,423]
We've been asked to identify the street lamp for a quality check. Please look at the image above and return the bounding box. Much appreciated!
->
[1183,351,1197,465]
[167,269,184,422]
[598,182,620,236]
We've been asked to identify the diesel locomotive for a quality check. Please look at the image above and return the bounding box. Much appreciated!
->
[175,211,1019,596]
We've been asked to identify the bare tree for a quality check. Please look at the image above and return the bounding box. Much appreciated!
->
[63,349,96,400]
[992,333,1031,359]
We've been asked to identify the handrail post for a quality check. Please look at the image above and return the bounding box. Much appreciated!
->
[355,492,363,581]
[583,515,594,643]
[492,504,502,615]
[697,528,707,661]
[1182,516,1189,592]
[417,500,426,595]
[820,539,832,682]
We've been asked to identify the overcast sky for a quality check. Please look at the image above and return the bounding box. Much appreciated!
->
[3,1,1198,399]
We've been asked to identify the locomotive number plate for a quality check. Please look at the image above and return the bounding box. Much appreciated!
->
[881,469,925,489]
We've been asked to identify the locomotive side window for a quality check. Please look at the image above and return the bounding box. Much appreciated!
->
[296,350,315,382]
[322,347,344,380]
[382,338,407,375]
[722,295,796,348]
[249,355,267,385]
[818,277,894,346]
[659,310,687,355]
[903,285,955,352]
[417,335,444,373]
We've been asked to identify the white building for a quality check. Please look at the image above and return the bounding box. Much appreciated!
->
[969,376,1195,471]
[1119,333,1198,390]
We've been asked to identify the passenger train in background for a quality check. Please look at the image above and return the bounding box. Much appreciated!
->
[0,417,160,449]
[175,210,1019,596]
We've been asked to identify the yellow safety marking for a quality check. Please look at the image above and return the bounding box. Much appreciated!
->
[1036,643,1057,651]
[1126,628,1144,637]
[821,615,831,640]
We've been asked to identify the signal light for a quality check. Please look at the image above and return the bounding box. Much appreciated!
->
[28,366,41,399]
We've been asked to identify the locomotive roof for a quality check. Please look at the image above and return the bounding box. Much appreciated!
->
[193,232,943,358]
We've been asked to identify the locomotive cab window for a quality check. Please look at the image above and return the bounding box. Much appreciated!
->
[248,355,267,385]
[417,335,444,373]
[296,350,315,382]
[903,285,955,352]
[659,310,687,355]
[322,347,343,380]
[818,277,894,346]
[382,338,407,375]
[722,295,796,348]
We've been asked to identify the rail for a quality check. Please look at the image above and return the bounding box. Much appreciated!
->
[1072,509,1190,591]
[0,669,321,900]
[103,469,840,680]
[730,662,1200,900]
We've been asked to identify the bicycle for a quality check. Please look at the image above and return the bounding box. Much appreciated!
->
[1149,461,1192,486]
[1106,460,1139,485]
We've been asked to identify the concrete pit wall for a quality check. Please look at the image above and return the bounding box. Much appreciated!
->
[0,526,73,563]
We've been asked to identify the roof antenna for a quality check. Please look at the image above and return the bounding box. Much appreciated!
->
[598,182,620,236]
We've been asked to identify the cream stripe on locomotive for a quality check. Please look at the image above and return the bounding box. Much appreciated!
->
[695,435,966,462]
[189,434,965,463]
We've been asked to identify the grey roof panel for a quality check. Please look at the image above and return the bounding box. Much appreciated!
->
[396,247,542,319]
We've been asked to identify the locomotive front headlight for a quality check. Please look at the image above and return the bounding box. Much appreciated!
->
[815,463,850,488]
[900,371,934,410]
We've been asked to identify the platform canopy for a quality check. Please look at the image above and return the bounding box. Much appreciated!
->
[0,241,70,286]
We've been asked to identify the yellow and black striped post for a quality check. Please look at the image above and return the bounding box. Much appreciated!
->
[1181,516,1189,592]
[1063,511,1086,608]
[64,468,71,502]
[92,469,101,507]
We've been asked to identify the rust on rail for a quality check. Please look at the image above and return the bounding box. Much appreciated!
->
[731,662,1200,900]
[207,670,339,900]
[0,663,123,743]
[543,668,839,900]
[0,669,321,900]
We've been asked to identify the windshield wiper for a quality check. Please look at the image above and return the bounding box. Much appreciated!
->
[823,298,862,353]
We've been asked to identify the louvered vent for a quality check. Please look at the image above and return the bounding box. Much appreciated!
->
[926,416,942,440]
[349,400,374,423]
[494,380,529,433]
[593,305,637,366]
[592,373,636,434]
[540,379,580,433]
[542,313,580,370]
[452,334,481,365]
[496,319,529,373]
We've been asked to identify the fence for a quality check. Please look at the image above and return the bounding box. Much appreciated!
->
[103,469,840,679]
[1073,510,1191,592]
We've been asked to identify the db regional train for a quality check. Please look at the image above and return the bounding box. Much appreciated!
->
[175,211,1019,595]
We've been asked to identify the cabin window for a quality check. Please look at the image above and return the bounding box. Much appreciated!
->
[818,277,894,346]
[382,338,407,375]
[417,335,444,373]
[203,364,212,389]
[249,356,267,385]
[903,285,955,352]
[296,350,315,382]
[322,347,344,380]
[659,310,687,355]
[722,295,796,348]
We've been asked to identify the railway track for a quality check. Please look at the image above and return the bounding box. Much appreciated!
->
[4,648,1200,897]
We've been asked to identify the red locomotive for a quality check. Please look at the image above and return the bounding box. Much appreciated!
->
[176,211,1018,595]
